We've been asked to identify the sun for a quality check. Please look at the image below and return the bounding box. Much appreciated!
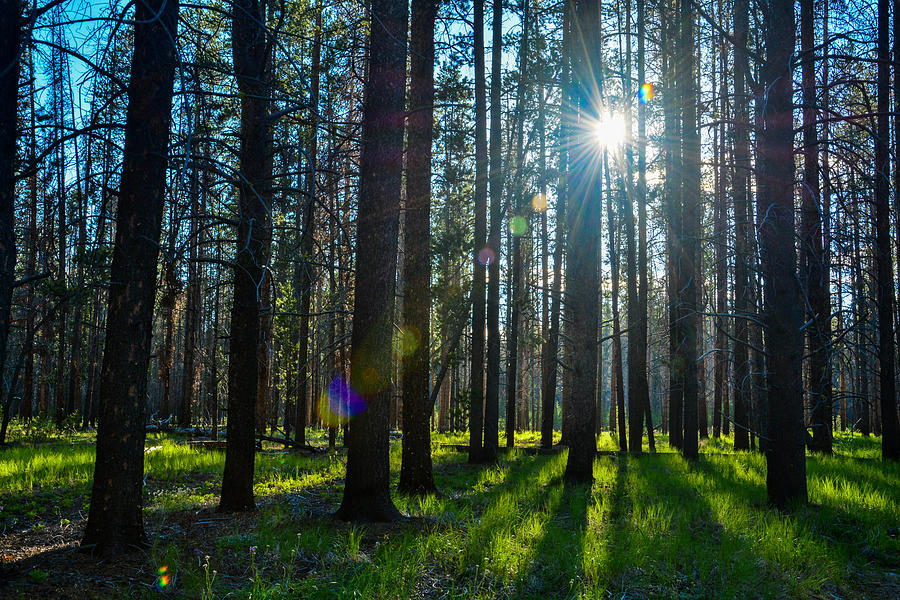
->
[592,112,627,149]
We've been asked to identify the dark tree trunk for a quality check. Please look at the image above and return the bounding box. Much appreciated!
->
[180,140,202,429]
[23,43,37,422]
[542,5,570,450]
[622,0,644,455]
[256,266,272,432]
[209,248,221,440]
[713,101,726,440]
[335,0,407,521]
[295,4,322,446]
[801,0,832,454]
[220,0,273,512]
[469,0,487,463]
[159,259,178,421]
[759,0,807,507]
[731,0,751,451]
[81,0,178,553]
[398,0,437,496]
[636,0,654,453]
[0,0,20,415]
[853,218,869,436]
[606,155,627,451]
[663,1,683,451]
[483,0,503,463]
[564,0,600,484]
[678,0,699,460]
[505,0,530,449]
[895,0,900,430]
[875,0,900,460]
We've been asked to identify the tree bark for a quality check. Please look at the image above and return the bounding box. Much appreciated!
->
[542,4,570,450]
[730,0,751,451]
[398,0,437,495]
[220,0,273,512]
[759,0,807,507]
[564,0,600,484]
[469,0,488,463]
[606,155,627,451]
[875,0,900,460]
[295,4,322,446]
[483,0,503,463]
[801,0,832,454]
[663,1,683,451]
[636,0,654,452]
[505,0,530,449]
[0,0,20,422]
[677,0,699,460]
[335,0,408,521]
[82,0,178,553]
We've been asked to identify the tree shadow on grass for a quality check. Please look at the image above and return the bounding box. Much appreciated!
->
[611,454,781,599]
[695,454,900,597]
[507,455,622,600]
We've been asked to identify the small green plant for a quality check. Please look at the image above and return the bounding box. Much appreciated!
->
[27,568,50,584]
[345,526,363,559]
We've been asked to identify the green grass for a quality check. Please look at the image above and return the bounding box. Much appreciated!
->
[1,427,898,599]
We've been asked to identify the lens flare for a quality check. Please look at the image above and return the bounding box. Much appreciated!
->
[477,247,496,266]
[639,82,655,104]
[509,215,528,236]
[155,566,171,590]
[531,193,547,212]
[318,376,367,427]
[392,326,419,358]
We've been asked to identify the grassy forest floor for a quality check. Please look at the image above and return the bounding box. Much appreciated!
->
[0,424,897,599]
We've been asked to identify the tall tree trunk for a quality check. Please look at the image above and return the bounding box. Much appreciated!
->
[606,155,627,451]
[564,0,600,483]
[0,0,20,422]
[159,256,178,421]
[82,0,179,553]
[180,134,203,429]
[295,4,322,446]
[220,0,273,512]
[469,0,488,462]
[853,215,869,435]
[731,0,751,450]
[620,0,642,453]
[636,0,654,452]
[23,43,38,421]
[801,0,832,454]
[663,1,683,451]
[398,0,437,495]
[677,0,699,460]
[506,0,530,449]
[209,245,221,440]
[483,0,503,462]
[875,0,900,460]
[713,95,726,440]
[759,0,807,507]
[54,33,69,425]
[335,0,407,521]
[542,5,570,449]
[895,0,900,419]
[66,120,86,422]
[823,0,835,438]
[256,267,273,432]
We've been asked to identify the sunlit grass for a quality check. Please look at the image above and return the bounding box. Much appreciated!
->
[2,427,897,599]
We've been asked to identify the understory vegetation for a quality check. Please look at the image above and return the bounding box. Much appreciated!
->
[1,427,897,599]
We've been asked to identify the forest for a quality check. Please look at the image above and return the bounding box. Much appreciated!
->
[0,0,899,597]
